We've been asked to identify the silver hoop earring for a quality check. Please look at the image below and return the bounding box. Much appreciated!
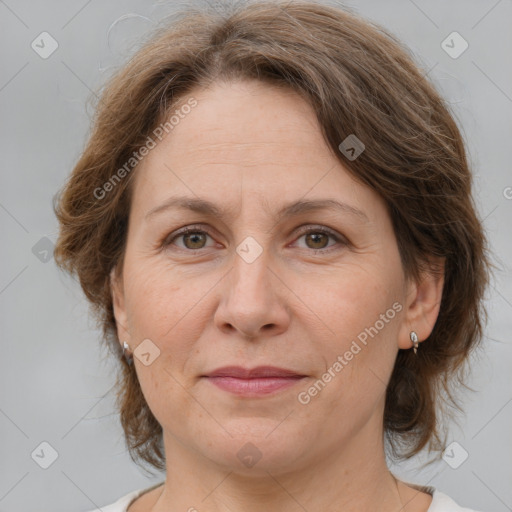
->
[122,341,133,365]
[410,331,419,355]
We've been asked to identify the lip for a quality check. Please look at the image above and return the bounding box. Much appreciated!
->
[201,366,307,397]
[203,366,305,378]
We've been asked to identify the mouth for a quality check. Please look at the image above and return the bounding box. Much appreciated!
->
[201,366,307,397]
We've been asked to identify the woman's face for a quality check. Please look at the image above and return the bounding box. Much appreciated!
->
[111,79,442,474]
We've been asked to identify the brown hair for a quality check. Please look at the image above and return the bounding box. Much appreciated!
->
[53,0,494,473]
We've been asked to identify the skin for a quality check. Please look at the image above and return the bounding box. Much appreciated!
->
[111,79,444,512]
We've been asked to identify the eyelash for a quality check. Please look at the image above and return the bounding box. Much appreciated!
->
[162,224,347,254]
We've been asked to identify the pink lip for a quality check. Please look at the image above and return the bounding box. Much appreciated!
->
[202,366,306,397]
[205,366,305,378]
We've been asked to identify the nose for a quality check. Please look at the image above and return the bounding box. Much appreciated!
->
[214,246,290,340]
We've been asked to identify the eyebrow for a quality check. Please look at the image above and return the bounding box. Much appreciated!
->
[145,196,369,223]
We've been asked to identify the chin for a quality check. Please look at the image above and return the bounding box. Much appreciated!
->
[197,419,310,474]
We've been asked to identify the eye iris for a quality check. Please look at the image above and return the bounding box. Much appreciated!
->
[177,230,333,251]
[306,232,329,249]
[183,232,207,249]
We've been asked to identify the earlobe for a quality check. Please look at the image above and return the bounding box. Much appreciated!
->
[398,258,445,351]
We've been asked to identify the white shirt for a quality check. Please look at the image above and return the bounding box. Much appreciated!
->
[86,481,482,511]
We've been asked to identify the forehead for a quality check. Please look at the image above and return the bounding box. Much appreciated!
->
[129,79,381,220]
[151,80,329,164]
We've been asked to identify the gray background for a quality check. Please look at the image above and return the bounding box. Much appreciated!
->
[1,0,511,511]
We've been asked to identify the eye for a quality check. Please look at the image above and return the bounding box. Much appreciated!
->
[292,225,346,252]
[162,225,347,253]
[163,226,216,251]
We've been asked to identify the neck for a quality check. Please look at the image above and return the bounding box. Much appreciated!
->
[151,422,405,512]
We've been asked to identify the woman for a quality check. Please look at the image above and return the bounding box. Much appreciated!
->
[53,1,492,511]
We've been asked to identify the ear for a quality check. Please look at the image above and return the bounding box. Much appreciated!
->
[398,257,445,350]
[110,266,130,348]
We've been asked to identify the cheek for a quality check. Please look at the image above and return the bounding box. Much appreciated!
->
[297,271,402,434]
[299,263,403,395]
[304,264,401,343]
[123,262,211,371]
[125,263,179,330]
